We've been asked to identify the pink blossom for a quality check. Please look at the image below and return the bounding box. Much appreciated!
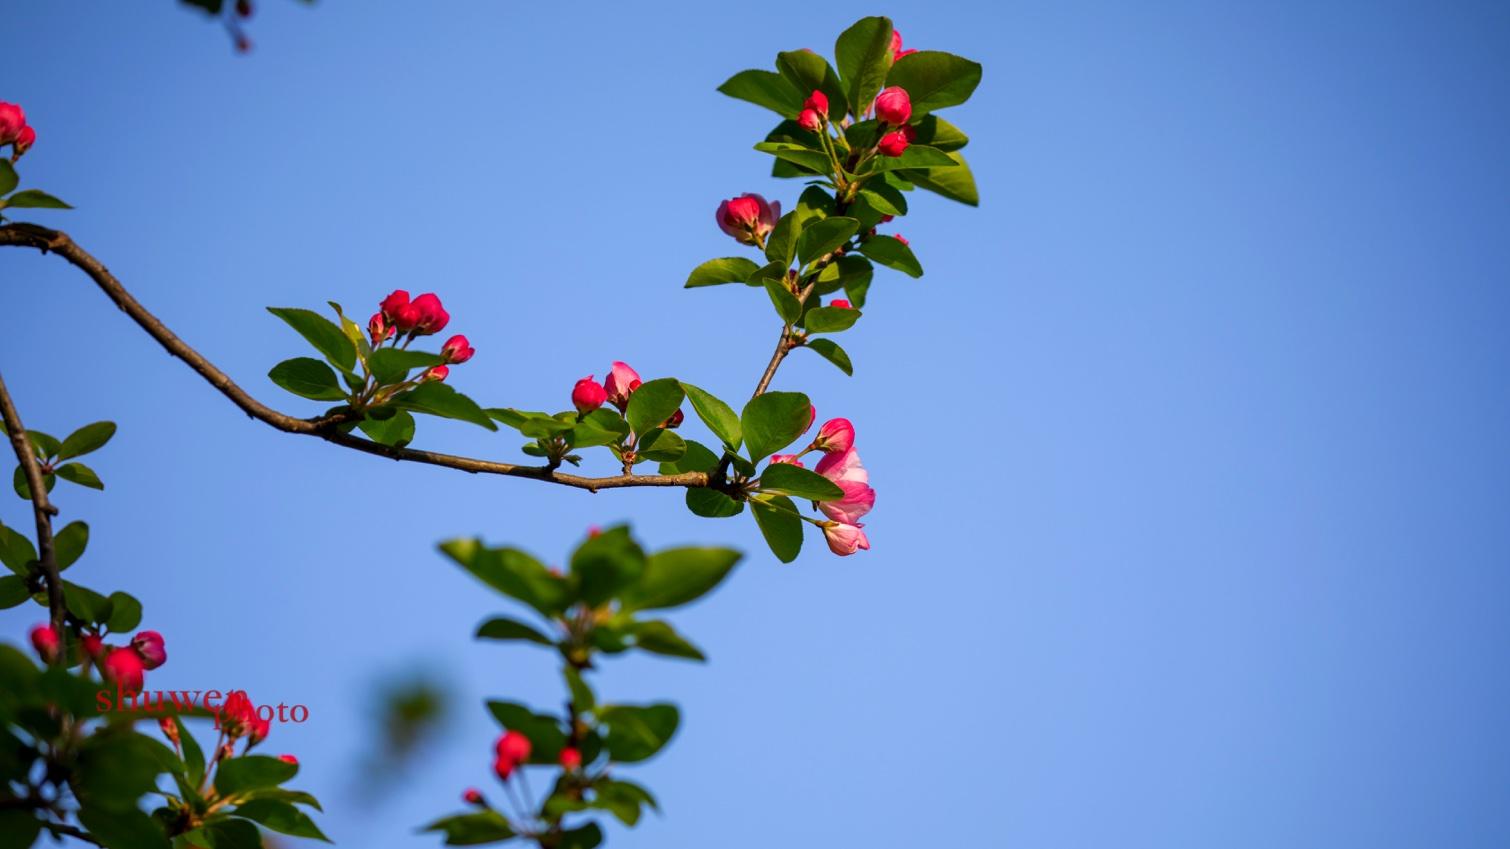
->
[822,522,871,556]
[813,418,855,454]
[815,446,868,484]
[819,479,876,524]
[604,361,642,410]
[769,454,804,468]
[874,86,912,125]
[715,193,781,245]
[572,376,607,414]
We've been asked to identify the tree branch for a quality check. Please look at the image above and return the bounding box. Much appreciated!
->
[0,370,65,638]
[0,224,710,494]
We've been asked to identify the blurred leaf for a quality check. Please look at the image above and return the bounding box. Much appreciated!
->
[422,810,516,845]
[25,430,60,459]
[0,575,27,609]
[571,526,645,607]
[629,620,706,661]
[233,799,330,842]
[269,357,347,401]
[558,822,604,849]
[105,592,142,632]
[441,540,570,618]
[0,522,35,575]
[62,582,112,624]
[199,818,261,849]
[600,703,679,763]
[752,496,804,563]
[741,391,812,461]
[685,257,761,288]
[215,755,298,795]
[620,547,741,612]
[0,160,16,195]
[12,466,54,501]
[804,338,853,375]
[53,521,88,570]
[885,50,983,114]
[175,716,206,789]
[76,805,169,849]
[57,421,116,460]
[485,701,565,762]
[475,616,553,646]
[268,307,357,372]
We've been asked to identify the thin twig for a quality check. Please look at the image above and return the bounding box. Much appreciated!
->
[0,370,64,638]
[0,224,710,494]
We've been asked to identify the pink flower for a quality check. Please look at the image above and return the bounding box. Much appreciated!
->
[81,634,104,659]
[559,747,582,770]
[496,730,532,764]
[804,90,829,118]
[463,788,485,805]
[604,361,641,410]
[822,522,871,556]
[830,299,852,309]
[441,334,475,364]
[572,376,607,414]
[894,233,910,246]
[422,365,449,382]
[29,624,59,663]
[379,290,412,327]
[769,454,804,468]
[278,754,299,766]
[877,129,910,157]
[819,479,876,524]
[807,405,817,433]
[249,716,271,747]
[410,293,449,335]
[220,691,257,737]
[874,86,912,125]
[103,648,145,693]
[815,446,868,484]
[367,312,393,345]
[131,630,167,670]
[890,29,904,56]
[0,102,25,144]
[797,108,823,132]
[813,418,855,454]
[716,193,781,245]
[12,125,34,159]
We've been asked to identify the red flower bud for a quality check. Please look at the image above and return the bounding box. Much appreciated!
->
[807,404,817,433]
[0,102,25,145]
[103,647,145,693]
[896,48,918,59]
[81,634,104,659]
[663,409,684,429]
[278,754,299,766]
[367,312,393,346]
[249,716,271,748]
[409,293,450,336]
[441,334,475,364]
[894,233,910,246]
[769,454,804,468]
[604,361,641,411]
[877,130,911,158]
[822,521,871,556]
[814,418,855,454]
[803,90,829,118]
[29,624,59,663]
[716,194,780,245]
[220,691,257,738]
[830,299,852,309]
[422,365,449,383]
[12,125,34,159]
[880,214,894,223]
[572,376,607,414]
[463,788,485,806]
[874,86,912,125]
[159,716,180,745]
[493,753,516,782]
[559,746,582,770]
[380,290,412,326]
[131,630,167,670]
[797,108,823,133]
[890,29,903,56]
[496,730,532,764]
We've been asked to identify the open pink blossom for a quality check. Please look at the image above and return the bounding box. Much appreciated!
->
[816,446,868,485]
[819,479,876,524]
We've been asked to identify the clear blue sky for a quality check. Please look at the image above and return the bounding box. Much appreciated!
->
[5,2,1510,847]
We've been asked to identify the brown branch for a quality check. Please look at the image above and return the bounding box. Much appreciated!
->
[0,224,710,494]
[0,371,65,638]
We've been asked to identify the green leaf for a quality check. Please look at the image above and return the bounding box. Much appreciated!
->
[717,69,802,118]
[816,254,874,302]
[54,521,88,571]
[630,620,705,662]
[764,211,802,266]
[679,384,741,450]
[485,701,566,763]
[367,348,445,385]
[422,810,516,845]
[63,582,112,624]
[395,382,498,430]
[685,487,744,518]
[911,114,969,151]
[902,149,980,206]
[620,546,741,612]
[357,409,415,448]
[868,143,959,172]
[572,526,646,607]
[0,523,36,575]
[624,378,685,437]
[233,799,331,842]
[0,160,16,195]
[885,50,984,114]
[476,616,553,646]
[440,540,571,618]
[175,716,205,789]
[797,217,860,265]
[564,666,596,712]
[637,428,686,463]
[858,183,908,216]
[835,16,895,117]
[571,408,630,448]
[752,496,805,563]
[11,465,53,501]
[214,755,298,795]
[775,50,848,122]
[269,357,347,401]
[753,142,831,175]
[268,307,357,372]
[76,805,169,849]
[763,278,802,324]
[0,810,41,847]
[57,421,116,460]
[741,391,812,461]
[685,257,761,288]
[659,439,720,474]
[804,338,854,375]
[0,575,27,609]
[199,818,262,849]
[2,190,73,210]
[759,463,844,501]
[859,235,924,277]
[106,592,143,632]
[805,306,862,333]
[55,462,104,489]
[23,430,60,459]
[600,703,680,763]
[559,822,604,849]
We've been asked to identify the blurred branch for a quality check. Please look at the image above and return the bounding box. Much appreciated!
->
[0,370,65,637]
[0,224,711,494]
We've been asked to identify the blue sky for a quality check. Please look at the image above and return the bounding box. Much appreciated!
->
[4,1,1510,847]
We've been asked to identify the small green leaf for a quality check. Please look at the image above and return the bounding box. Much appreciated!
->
[859,235,923,277]
[741,391,813,461]
[476,615,554,645]
[834,16,896,117]
[62,581,112,624]
[637,428,686,462]
[717,69,803,118]
[885,50,984,114]
[775,50,848,122]
[269,357,347,401]
[215,755,299,795]
[753,141,832,175]
[440,540,571,618]
[4,190,73,210]
[797,217,860,265]
[868,144,959,172]
[659,439,720,474]
[805,306,861,333]
[685,487,744,518]
[0,160,16,195]
[55,462,104,489]
[25,430,61,459]
[759,463,844,501]
[624,378,685,437]
[600,703,680,763]
[763,278,802,324]
[679,384,741,450]
[105,592,143,633]
[751,496,805,563]
[571,526,646,607]
[902,149,980,206]
[367,348,445,385]
[630,620,706,661]
[57,421,116,460]
[394,382,498,430]
[357,409,415,447]
[685,257,762,288]
[199,818,263,849]
[233,798,331,842]
[858,183,908,216]
[0,522,37,575]
[268,307,357,372]
[422,810,516,845]
[0,575,27,609]
[53,521,88,571]
[571,408,630,448]
[911,114,970,151]
[804,338,854,375]
[12,465,54,501]
[621,546,742,612]
[765,211,802,266]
